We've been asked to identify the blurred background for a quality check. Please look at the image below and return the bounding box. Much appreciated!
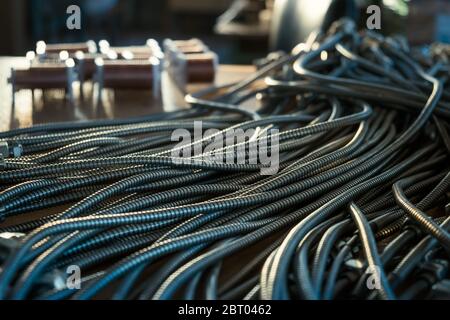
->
[0,0,449,64]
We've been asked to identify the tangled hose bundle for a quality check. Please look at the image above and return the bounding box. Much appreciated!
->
[0,19,449,300]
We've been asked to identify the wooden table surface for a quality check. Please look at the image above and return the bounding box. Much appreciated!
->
[0,57,255,132]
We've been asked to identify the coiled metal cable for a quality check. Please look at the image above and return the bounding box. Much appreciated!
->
[0,18,449,300]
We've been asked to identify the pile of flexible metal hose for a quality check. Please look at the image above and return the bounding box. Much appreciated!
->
[0,19,449,300]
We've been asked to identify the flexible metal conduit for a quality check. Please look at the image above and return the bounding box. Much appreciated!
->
[0,19,449,300]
